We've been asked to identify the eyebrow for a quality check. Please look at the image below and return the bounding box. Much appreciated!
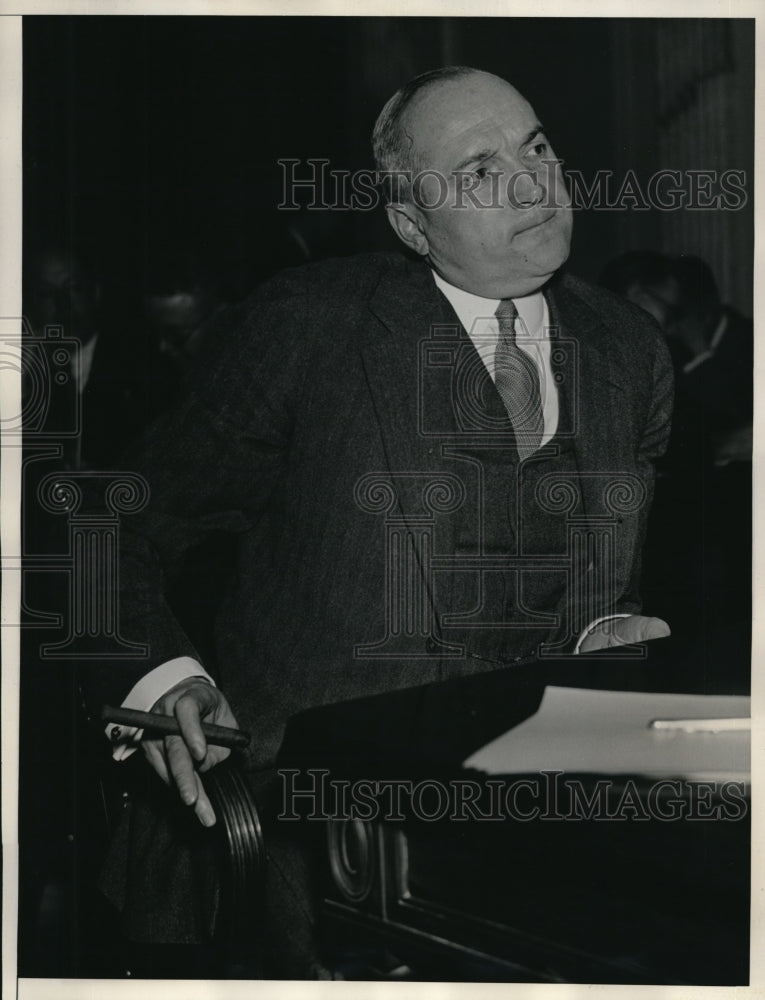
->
[452,124,546,172]
[453,148,496,172]
[523,125,546,146]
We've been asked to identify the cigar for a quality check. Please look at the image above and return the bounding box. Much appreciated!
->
[100,705,250,749]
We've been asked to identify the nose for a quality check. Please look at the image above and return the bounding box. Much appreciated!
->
[508,168,545,208]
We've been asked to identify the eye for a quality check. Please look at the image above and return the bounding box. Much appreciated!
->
[523,132,552,160]
[474,165,489,180]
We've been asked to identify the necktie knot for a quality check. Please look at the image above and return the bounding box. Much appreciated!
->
[495,298,518,341]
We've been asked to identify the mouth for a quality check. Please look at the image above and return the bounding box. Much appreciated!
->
[516,210,557,235]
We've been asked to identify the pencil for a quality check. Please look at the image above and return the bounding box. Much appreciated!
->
[648,717,750,734]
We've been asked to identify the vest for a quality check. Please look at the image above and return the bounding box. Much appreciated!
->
[425,299,584,664]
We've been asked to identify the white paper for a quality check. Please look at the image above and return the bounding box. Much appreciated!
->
[464,686,751,780]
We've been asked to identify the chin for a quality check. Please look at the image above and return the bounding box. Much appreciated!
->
[545,243,571,276]
[507,275,556,298]
[491,250,569,298]
[529,233,572,282]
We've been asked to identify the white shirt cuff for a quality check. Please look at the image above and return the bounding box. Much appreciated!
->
[107,656,215,760]
[573,614,633,655]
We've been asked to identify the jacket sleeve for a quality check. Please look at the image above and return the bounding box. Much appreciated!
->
[614,323,674,616]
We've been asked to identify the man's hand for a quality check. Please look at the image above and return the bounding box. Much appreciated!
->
[578,615,670,653]
[142,677,239,827]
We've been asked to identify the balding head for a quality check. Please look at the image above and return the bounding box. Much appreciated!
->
[372,66,477,202]
[374,67,573,298]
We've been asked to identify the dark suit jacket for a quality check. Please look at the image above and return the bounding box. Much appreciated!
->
[84,251,673,769]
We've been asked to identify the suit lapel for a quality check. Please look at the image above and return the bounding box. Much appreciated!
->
[545,275,632,520]
[361,258,470,638]
[362,257,516,520]
[362,256,450,474]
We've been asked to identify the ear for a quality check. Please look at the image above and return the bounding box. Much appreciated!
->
[385,202,429,256]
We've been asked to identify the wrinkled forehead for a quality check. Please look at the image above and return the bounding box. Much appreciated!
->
[404,74,538,167]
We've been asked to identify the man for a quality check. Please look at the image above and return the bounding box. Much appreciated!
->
[86,67,672,975]
[599,249,680,330]
[24,245,180,469]
[666,253,752,456]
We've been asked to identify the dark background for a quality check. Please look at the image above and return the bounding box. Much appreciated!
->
[23,16,754,307]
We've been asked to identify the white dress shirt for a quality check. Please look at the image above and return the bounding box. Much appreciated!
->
[431,270,559,443]
[73,333,99,395]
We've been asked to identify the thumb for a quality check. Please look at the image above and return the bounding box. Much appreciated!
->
[614,615,671,645]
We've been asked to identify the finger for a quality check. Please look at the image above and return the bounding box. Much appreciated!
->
[174,693,208,762]
[615,615,671,644]
[142,739,171,785]
[578,623,615,652]
[638,616,671,640]
[207,692,240,733]
[198,744,231,773]
[165,734,200,807]
[192,771,216,827]
[143,728,229,777]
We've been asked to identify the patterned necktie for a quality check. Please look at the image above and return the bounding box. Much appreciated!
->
[493,298,544,459]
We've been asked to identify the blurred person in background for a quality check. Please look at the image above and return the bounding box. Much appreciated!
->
[600,249,751,644]
[24,243,179,469]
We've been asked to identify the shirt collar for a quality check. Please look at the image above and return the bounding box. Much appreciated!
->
[431,268,545,338]
[74,332,99,394]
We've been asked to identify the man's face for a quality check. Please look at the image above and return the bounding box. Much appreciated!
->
[625,277,681,331]
[27,250,100,342]
[391,72,573,298]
